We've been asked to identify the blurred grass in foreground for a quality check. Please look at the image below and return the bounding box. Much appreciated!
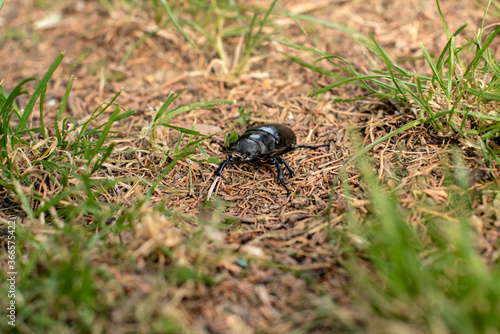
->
[337,133,500,332]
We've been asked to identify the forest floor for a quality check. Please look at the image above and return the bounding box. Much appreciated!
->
[1,0,499,333]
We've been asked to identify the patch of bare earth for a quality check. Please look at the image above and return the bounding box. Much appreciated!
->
[1,0,499,332]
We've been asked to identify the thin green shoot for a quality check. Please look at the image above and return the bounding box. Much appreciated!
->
[15,53,65,142]
[55,75,75,144]
[160,0,195,46]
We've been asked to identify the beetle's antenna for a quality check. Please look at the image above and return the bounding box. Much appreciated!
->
[206,176,220,200]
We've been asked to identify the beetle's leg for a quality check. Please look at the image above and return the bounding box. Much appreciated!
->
[269,157,291,195]
[290,143,329,150]
[276,157,295,178]
[208,156,237,200]
[279,143,328,156]
[214,157,233,176]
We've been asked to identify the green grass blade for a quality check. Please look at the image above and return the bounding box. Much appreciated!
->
[370,34,406,98]
[420,44,446,92]
[87,106,121,165]
[346,118,426,168]
[1,78,35,149]
[160,0,195,46]
[435,24,468,70]
[397,78,445,131]
[309,74,394,98]
[293,13,374,51]
[465,88,500,102]
[148,148,197,196]
[273,1,305,34]
[159,123,207,136]
[180,19,215,44]
[244,13,258,54]
[39,85,47,139]
[83,110,134,137]
[13,179,34,218]
[480,124,500,139]
[446,36,456,119]
[155,90,184,122]
[464,24,500,76]
[158,99,235,124]
[1,77,35,119]
[90,142,115,175]
[436,0,451,38]
[248,0,277,50]
[120,29,158,66]
[288,55,337,77]
[479,0,493,41]
[16,53,64,137]
[55,75,75,144]
[74,91,122,149]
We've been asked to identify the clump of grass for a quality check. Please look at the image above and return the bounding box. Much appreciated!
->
[1,199,237,333]
[0,50,235,332]
[138,0,295,78]
[0,52,234,224]
[2,53,133,222]
[91,0,291,76]
[281,0,500,166]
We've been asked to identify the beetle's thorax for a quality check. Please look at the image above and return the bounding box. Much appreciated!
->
[234,134,275,160]
[233,139,261,160]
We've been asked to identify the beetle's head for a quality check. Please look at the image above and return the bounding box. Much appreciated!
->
[233,139,259,160]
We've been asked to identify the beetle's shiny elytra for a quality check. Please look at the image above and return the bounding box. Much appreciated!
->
[208,124,328,198]
[232,124,296,159]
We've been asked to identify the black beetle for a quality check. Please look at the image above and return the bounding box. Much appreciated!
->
[207,124,328,198]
